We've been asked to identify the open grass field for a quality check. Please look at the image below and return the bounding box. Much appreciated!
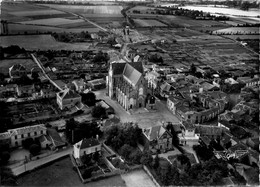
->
[134,19,167,27]
[0,35,92,51]
[213,27,259,34]
[0,59,37,75]
[17,157,126,187]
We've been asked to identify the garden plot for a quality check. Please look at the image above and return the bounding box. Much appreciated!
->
[134,19,167,27]
[17,18,85,27]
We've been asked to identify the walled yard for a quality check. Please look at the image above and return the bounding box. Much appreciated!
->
[17,157,126,187]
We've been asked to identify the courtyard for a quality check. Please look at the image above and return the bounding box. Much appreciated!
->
[94,89,180,129]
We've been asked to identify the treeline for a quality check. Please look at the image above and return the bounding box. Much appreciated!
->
[0,45,27,59]
[51,31,92,43]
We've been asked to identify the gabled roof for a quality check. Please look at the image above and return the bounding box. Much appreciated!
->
[111,62,126,75]
[8,124,46,137]
[47,128,65,147]
[58,89,81,100]
[76,138,100,149]
[195,125,223,136]
[123,63,142,86]
[143,125,171,141]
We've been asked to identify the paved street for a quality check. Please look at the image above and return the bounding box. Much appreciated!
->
[94,89,180,129]
[9,147,72,176]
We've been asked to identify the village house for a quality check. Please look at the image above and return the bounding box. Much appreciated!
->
[16,85,35,97]
[9,64,27,79]
[88,78,106,91]
[0,124,47,148]
[237,77,260,87]
[73,138,101,159]
[72,79,86,93]
[178,121,200,147]
[167,91,228,124]
[143,125,172,152]
[40,88,56,98]
[56,88,82,110]
[107,61,154,110]
[160,81,176,98]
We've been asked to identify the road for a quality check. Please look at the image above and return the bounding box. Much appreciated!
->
[31,54,63,91]
[9,148,72,176]
[94,89,180,129]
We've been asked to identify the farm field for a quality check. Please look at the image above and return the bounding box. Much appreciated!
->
[0,35,92,51]
[0,2,69,22]
[0,59,37,76]
[6,23,100,34]
[17,18,85,27]
[17,157,126,187]
[213,27,259,34]
[41,4,123,15]
[223,35,259,40]
[134,19,167,27]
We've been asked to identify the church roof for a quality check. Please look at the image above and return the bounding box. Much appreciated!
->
[123,63,142,86]
[111,62,126,75]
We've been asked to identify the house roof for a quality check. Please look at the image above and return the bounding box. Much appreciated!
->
[123,63,142,86]
[47,128,65,147]
[8,124,46,137]
[229,143,248,152]
[143,125,171,141]
[195,125,223,136]
[58,89,81,100]
[0,132,10,140]
[76,138,100,149]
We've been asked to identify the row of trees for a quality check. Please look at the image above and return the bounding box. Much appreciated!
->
[0,45,27,59]
[52,31,92,43]
[65,118,102,144]
[153,155,229,186]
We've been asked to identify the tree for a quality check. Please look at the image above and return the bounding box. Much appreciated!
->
[65,118,77,143]
[22,138,34,150]
[29,144,41,156]
[92,151,100,162]
[153,153,159,169]
[140,151,153,167]
[190,63,197,74]
[91,105,106,118]
[82,168,92,179]
[1,151,10,164]
[81,92,96,106]
[129,149,142,164]
[119,144,133,160]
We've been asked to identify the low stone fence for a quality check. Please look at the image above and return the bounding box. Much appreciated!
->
[143,165,161,187]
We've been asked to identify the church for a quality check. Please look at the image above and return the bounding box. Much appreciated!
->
[107,61,156,110]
